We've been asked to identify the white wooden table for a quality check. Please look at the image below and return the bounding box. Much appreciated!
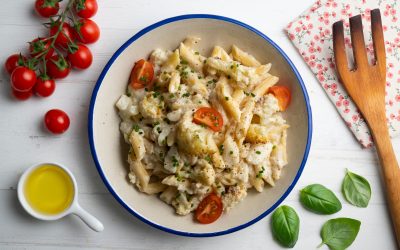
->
[0,0,398,249]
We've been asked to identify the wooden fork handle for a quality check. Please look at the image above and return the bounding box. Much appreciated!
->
[369,120,400,246]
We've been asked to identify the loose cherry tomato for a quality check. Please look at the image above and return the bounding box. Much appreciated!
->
[44,109,70,134]
[267,86,291,111]
[29,37,54,59]
[12,88,33,101]
[67,44,93,69]
[74,0,98,18]
[46,55,71,79]
[5,54,26,75]
[193,107,223,132]
[49,22,75,47]
[34,76,56,97]
[195,193,223,224]
[129,59,154,89]
[35,0,60,18]
[75,19,100,44]
[11,67,37,92]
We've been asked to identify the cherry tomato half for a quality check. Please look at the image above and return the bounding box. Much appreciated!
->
[195,193,223,224]
[49,22,75,47]
[12,88,33,101]
[29,37,54,59]
[74,0,98,18]
[35,0,60,18]
[267,86,291,111]
[75,19,100,44]
[11,67,37,92]
[129,59,154,89]
[67,44,93,69]
[34,77,56,97]
[193,107,223,132]
[46,55,71,79]
[44,109,70,134]
[5,54,26,75]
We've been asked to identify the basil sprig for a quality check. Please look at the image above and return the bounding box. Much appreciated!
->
[300,184,342,214]
[319,218,361,250]
[342,170,371,207]
[271,205,300,248]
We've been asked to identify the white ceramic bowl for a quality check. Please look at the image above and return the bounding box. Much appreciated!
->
[89,14,312,237]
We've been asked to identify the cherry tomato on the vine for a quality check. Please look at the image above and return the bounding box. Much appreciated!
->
[5,54,26,75]
[75,19,100,44]
[46,55,71,79]
[12,88,33,101]
[74,0,98,18]
[67,44,93,69]
[11,67,37,92]
[29,37,54,59]
[34,76,56,97]
[44,109,70,134]
[35,0,60,18]
[49,22,75,47]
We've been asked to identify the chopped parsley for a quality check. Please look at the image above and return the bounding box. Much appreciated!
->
[256,166,265,178]
[163,117,171,124]
[250,93,256,97]
[152,91,161,98]
[182,92,190,97]
[181,60,188,65]
[195,51,200,55]
[139,75,148,82]
[229,150,233,155]
[225,96,229,101]
[132,124,140,132]
[176,174,184,182]
[172,156,179,167]
[204,155,212,163]
[169,93,175,98]
[219,144,224,155]
[256,151,261,155]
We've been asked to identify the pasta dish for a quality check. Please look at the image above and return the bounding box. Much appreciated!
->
[116,37,290,224]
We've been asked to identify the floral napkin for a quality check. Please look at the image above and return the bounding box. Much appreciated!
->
[286,0,400,147]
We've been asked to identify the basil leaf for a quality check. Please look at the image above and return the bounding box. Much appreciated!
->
[319,218,361,250]
[342,169,371,208]
[271,205,300,248]
[300,184,342,214]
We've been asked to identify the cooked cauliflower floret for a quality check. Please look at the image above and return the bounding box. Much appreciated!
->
[139,92,164,120]
[193,159,215,186]
[222,183,247,211]
[176,113,218,155]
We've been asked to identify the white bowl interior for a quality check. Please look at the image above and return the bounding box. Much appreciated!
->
[90,17,310,235]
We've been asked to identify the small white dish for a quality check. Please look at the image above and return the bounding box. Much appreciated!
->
[89,14,312,237]
[17,162,104,232]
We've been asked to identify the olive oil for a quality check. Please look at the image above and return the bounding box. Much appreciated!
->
[24,164,74,215]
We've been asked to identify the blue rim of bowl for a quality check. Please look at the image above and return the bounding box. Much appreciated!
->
[88,14,312,237]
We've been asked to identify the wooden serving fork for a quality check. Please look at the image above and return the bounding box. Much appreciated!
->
[333,9,400,246]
